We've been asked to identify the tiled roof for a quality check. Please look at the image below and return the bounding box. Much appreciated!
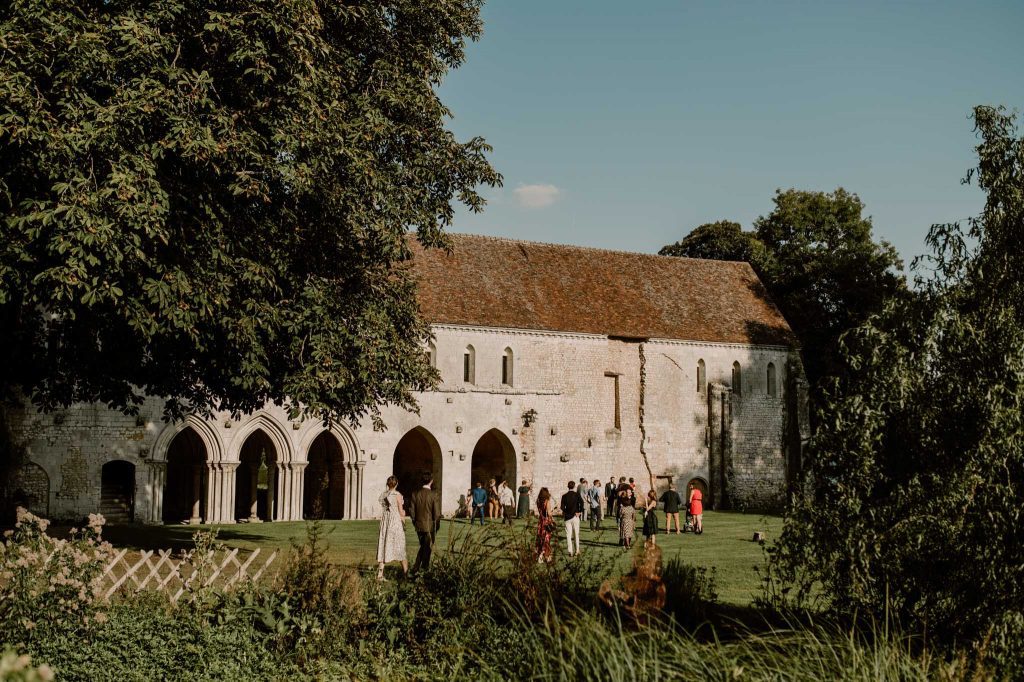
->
[408,234,795,346]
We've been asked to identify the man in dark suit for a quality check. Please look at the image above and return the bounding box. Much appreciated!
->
[605,477,617,518]
[409,471,442,572]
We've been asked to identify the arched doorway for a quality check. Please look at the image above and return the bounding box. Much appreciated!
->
[686,477,709,504]
[164,428,207,524]
[470,429,516,490]
[235,431,278,522]
[304,432,346,519]
[393,427,442,510]
[101,460,135,524]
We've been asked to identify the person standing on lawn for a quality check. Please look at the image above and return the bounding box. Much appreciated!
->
[660,483,683,534]
[517,480,532,518]
[588,479,603,531]
[470,481,487,525]
[618,485,637,550]
[642,489,659,546]
[498,480,515,524]
[578,478,590,523]
[560,480,585,557]
[535,487,554,563]
[376,476,408,580]
[605,477,617,518]
[409,472,441,573]
[688,483,704,534]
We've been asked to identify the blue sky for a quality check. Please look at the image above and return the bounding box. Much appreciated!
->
[440,0,1023,264]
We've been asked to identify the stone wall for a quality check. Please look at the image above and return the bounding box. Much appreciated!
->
[2,323,803,523]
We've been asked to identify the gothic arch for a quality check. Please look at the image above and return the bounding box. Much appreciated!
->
[469,428,516,491]
[392,427,443,510]
[152,415,224,464]
[300,424,362,520]
[229,412,294,464]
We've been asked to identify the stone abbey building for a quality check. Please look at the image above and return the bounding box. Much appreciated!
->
[3,235,808,524]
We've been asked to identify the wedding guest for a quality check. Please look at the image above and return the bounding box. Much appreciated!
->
[642,489,659,546]
[517,480,532,518]
[498,480,515,524]
[535,487,554,563]
[588,479,603,531]
[605,476,617,518]
[560,481,584,557]
[689,483,704,534]
[660,483,683,534]
[409,472,442,573]
[376,475,408,580]
[470,481,487,525]
[578,478,590,523]
[618,486,637,550]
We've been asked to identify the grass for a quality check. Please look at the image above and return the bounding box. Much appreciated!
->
[91,510,776,605]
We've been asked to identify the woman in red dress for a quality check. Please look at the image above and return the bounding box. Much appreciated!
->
[688,483,704,534]
[535,487,554,563]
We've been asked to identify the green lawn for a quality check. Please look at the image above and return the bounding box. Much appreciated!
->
[96,510,777,605]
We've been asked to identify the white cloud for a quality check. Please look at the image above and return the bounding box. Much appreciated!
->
[513,183,562,209]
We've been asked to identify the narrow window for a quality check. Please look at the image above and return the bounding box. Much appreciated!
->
[427,340,436,369]
[463,345,475,384]
[767,362,777,398]
[732,361,742,396]
[697,359,706,395]
[606,373,621,430]
[501,347,514,386]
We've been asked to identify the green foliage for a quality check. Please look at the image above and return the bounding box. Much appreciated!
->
[660,191,905,392]
[0,0,500,423]
[661,555,718,629]
[0,651,52,682]
[767,106,1024,675]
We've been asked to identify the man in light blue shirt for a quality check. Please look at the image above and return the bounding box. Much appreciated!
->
[588,479,603,530]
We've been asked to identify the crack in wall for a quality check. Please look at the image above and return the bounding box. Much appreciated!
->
[638,343,654,490]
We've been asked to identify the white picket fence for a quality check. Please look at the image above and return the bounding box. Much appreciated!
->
[100,547,277,602]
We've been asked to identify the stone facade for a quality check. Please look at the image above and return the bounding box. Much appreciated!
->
[3,322,808,523]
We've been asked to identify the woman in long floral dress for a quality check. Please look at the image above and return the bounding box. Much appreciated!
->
[376,476,408,580]
[618,487,637,550]
[535,487,554,563]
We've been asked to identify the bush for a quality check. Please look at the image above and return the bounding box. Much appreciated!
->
[661,556,718,629]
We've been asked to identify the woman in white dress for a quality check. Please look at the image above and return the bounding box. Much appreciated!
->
[376,475,408,580]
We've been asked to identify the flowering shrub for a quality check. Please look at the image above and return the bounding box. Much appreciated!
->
[0,650,53,682]
[0,508,114,633]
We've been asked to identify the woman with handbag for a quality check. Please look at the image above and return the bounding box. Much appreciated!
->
[535,487,554,563]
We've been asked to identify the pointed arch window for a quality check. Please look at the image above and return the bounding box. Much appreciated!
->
[697,359,706,395]
[427,340,437,369]
[767,362,777,398]
[732,361,742,396]
[502,347,514,386]
[463,345,476,385]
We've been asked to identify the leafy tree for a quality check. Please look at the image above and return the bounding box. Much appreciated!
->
[0,0,500,425]
[766,106,1024,673]
[660,191,905,392]
[658,220,767,267]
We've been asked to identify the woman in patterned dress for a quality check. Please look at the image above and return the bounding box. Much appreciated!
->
[535,487,554,563]
[376,475,408,580]
[618,486,637,550]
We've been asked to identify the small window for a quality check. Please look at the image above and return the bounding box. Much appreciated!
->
[463,345,476,384]
[501,347,514,386]
[697,359,706,395]
[767,362,777,398]
[427,340,436,369]
[607,374,621,430]
[732,361,742,396]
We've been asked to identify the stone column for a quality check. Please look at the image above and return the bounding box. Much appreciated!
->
[273,463,306,521]
[204,463,238,524]
[249,464,259,522]
[189,465,202,524]
[353,461,365,520]
[147,461,167,524]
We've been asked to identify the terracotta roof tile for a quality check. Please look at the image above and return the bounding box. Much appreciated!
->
[408,234,795,346]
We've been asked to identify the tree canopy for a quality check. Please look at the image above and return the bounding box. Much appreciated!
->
[767,106,1024,673]
[0,0,500,425]
[660,190,905,391]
